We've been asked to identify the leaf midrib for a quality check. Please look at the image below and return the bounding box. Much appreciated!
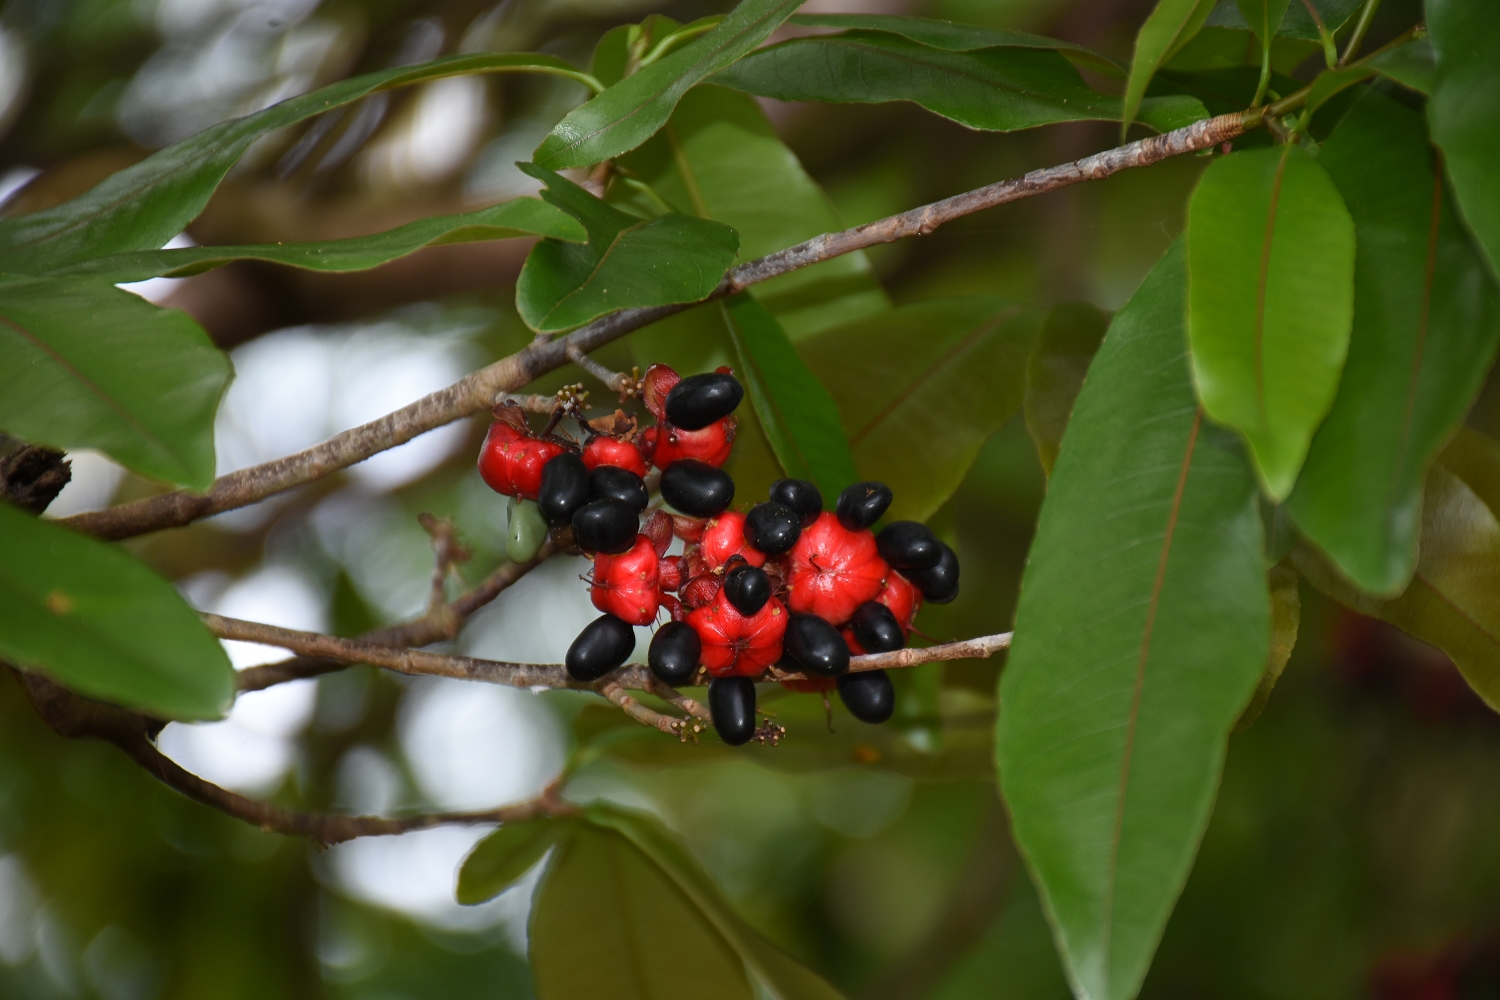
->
[1253,145,1294,434]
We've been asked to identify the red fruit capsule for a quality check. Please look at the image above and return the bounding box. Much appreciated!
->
[688,590,788,677]
[650,417,736,469]
[680,573,721,609]
[786,512,888,626]
[582,436,648,478]
[590,535,660,626]
[874,570,922,633]
[477,419,565,501]
[659,555,683,593]
[642,363,680,420]
[698,511,767,571]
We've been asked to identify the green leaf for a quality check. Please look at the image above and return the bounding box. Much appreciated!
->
[1292,427,1500,713]
[712,35,1209,135]
[613,86,888,340]
[797,298,1042,523]
[0,53,599,274]
[1122,0,1218,141]
[1233,560,1301,731]
[1302,65,1375,116]
[785,13,1122,74]
[514,164,739,333]
[456,817,566,905]
[1366,37,1435,95]
[1186,143,1356,500]
[1428,0,1500,279]
[1205,0,1364,40]
[582,804,846,1000]
[0,276,231,487]
[52,199,585,283]
[529,823,755,1000]
[997,241,1269,1000]
[1234,0,1292,47]
[721,295,860,501]
[1024,301,1111,477]
[0,503,234,720]
[1285,93,1500,594]
[532,0,802,170]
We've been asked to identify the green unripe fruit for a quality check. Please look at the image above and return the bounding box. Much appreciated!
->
[506,497,549,563]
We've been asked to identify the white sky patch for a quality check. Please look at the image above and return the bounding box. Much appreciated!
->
[42,450,126,520]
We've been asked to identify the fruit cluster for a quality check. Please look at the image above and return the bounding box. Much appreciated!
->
[477,364,959,745]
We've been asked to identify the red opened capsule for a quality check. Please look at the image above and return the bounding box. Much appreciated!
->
[590,535,660,626]
[477,414,565,501]
[688,589,787,677]
[786,513,888,626]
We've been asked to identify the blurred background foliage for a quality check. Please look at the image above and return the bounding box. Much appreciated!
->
[5,0,1495,998]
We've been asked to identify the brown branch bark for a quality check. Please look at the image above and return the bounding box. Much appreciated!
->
[236,542,554,693]
[62,113,1249,542]
[12,667,574,844]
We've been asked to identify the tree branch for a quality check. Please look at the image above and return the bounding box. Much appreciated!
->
[11,666,575,844]
[236,541,556,693]
[62,113,1250,542]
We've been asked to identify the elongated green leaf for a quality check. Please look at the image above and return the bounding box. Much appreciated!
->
[722,295,859,501]
[1234,0,1292,48]
[786,14,1121,74]
[1186,143,1356,500]
[1233,560,1301,731]
[613,86,888,340]
[530,823,755,1000]
[1428,0,1500,279]
[1302,65,1375,116]
[1122,0,1218,140]
[53,199,584,283]
[997,242,1268,1000]
[0,503,234,720]
[0,276,230,487]
[533,0,801,170]
[1292,427,1500,712]
[712,36,1208,135]
[1205,0,1364,40]
[1366,38,1435,95]
[798,298,1042,523]
[583,804,845,1000]
[0,53,597,274]
[515,164,738,333]
[456,817,566,905]
[1286,93,1500,594]
[1024,301,1111,477]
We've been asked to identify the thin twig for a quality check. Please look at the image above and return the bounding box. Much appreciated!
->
[235,541,555,693]
[598,679,693,738]
[566,341,631,394]
[62,113,1249,543]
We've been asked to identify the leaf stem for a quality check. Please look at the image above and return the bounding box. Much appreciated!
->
[1338,0,1383,66]
[636,17,723,69]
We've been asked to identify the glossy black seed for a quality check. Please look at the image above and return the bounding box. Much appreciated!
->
[875,520,942,571]
[836,481,893,531]
[571,499,639,554]
[565,613,636,681]
[783,613,850,677]
[744,501,801,555]
[723,563,771,617]
[665,372,744,430]
[850,601,905,654]
[538,452,589,525]
[588,465,649,511]
[837,670,896,724]
[709,676,758,746]
[769,478,822,526]
[660,459,735,518]
[905,542,959,604]
[649,622,701,685]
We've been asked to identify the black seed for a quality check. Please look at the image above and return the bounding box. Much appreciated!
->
[744,501,801,554]
[566,613,636,681]
[588,465,649,511]
[875,520,942,571]
[538,452,589,525]
[723,564,771,617]
[769,478,822,526]
[571,499,639,554]
[783,613,849,677]
[665,372,744,430]
[837,670,895,724]
[649,622,701,685]
[709,676,757,746]
[836,481,893,531]
[850,601,904,654]
[660,459,735,517]
[905,542,959,603]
